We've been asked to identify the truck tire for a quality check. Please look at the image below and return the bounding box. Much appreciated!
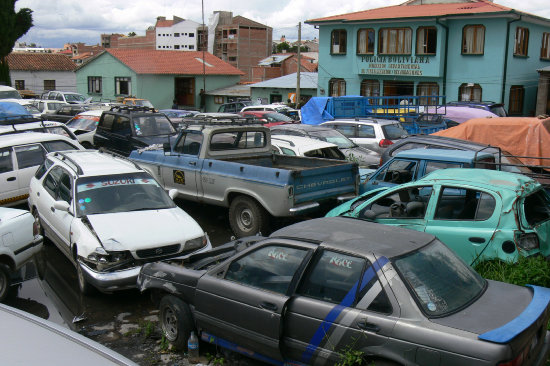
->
[159,295,194,351]
[229,196,269,238]
[0,264,12,302]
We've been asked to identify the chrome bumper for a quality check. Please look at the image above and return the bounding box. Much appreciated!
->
[78,261,141,292]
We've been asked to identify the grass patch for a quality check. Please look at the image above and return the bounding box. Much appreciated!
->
[474,256,550,288]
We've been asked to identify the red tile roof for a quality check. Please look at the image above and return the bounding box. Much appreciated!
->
[106,49,244,75]
[7,52,76,71]
[301,59,318,72]
[307,0,515,23]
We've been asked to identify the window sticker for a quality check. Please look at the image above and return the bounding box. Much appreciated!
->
[267,249,288,261]
[329,256,353,268]
[77,178,157,193]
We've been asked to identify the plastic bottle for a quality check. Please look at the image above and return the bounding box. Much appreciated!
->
[187,331,199,362]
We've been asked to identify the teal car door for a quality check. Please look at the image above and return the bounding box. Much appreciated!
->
[424,185,500,265]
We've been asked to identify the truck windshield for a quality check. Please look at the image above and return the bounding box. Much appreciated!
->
[75,172,175,217]
[393,240,486,317]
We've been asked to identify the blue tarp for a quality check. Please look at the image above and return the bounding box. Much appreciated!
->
[300,97,334,125]
[301,96,373,125]
[0,101,31,120]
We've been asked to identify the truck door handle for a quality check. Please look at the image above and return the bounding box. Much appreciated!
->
[357,321,381,333]
[259,302,278,311]
[6,177,16,181]
[469,237,485,243]
[189,161,196,166]
[50,206,55,212]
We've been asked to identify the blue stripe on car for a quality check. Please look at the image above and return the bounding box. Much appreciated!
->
[301,256,389,363]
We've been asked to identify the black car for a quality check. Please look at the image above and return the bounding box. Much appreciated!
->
[41,104,97,123]
[93,106,177,156]
[217,100,253,113]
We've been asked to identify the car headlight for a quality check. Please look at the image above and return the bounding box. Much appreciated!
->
[183,234,208,252]
[87,247,132,271]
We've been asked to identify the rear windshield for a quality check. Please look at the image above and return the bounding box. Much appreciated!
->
[67,116,98,131]
[490,105,507,117]
[394,240,486,317]
[523,190,550,227]
[382,124,408,140]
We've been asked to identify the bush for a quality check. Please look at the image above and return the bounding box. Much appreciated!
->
[474,256,550,288]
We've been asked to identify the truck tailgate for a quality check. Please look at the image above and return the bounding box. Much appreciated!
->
[292,162,358,204]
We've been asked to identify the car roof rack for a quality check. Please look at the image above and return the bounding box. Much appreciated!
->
[179,116,263,129]
[52,151,84,175]
[97,148,143,170]
[108,105,158,114]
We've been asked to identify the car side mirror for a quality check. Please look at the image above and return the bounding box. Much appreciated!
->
[163,142,171,155]
[168,189,178,200]
[53,200,70,213]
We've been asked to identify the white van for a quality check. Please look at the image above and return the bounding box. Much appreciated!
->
[0,86,21,100]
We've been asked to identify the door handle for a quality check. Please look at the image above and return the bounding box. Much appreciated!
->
[6,177,16,181]
[357,321,381,333]
[259,302,278,311]
[189,161,197,166]
[469,237,485,244]
[50,206,55,212]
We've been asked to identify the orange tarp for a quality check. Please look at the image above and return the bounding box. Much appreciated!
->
[432,117,550,168]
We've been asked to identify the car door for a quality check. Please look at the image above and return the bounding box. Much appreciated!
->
[37,166,74,255]
[13,144,47,198]
[194,241,313,362]
[0,147,20,204]
[283,250,397,364]
[161,131,202,199]
[424,185,499,265]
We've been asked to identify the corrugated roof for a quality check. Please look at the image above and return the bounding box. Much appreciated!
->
[250,72,318,89]
[258,54,292,66]
[205,83,251,97]
[307,0,517,23]
[7,52,76,71]
[105,49,244,75]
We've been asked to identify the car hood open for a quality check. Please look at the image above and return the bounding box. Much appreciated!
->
[85,208,204,251]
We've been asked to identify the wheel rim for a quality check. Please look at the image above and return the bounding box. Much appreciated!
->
[0,270,7,298]
[237,207,254,232]
[162,305,179,341]
[33,211,42,234]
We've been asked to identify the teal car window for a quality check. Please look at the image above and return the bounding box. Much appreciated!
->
[225,245,308,294]
[298,250,366,304]
[523,190,550,227]
[424,161,461,176]
[359,186,432,219]
[434,187,495,221]
[375,159,418,184]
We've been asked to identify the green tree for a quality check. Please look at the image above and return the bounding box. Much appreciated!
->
[0,0,33,86]
[276,42,291,53]
[128,31,136,37]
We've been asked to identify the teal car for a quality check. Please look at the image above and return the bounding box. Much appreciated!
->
[327,168,550,265]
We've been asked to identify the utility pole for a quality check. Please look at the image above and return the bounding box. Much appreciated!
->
[296,22,301,109]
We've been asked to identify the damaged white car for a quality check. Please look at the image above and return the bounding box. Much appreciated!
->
[28,149,211,294]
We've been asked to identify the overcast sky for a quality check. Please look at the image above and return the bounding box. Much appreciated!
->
[15,0,550,48]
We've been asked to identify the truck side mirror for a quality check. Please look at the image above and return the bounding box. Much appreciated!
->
[163,142,171,155]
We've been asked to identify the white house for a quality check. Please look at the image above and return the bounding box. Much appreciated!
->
[155,16,200,51]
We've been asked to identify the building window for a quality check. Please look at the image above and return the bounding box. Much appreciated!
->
[174,33,180,37]
[462,25,485,54]
[357,28,374,55]
[189,45,194,50]
[329,78,346,96]
[417,27,437,55]
[459,83,482,102]
[115,77,131,96]
[189,33,194,37]
[509,85,524,115]
[514,27,529,56]
[541,32,550,60]
[331,29,347,55]
[174,45,180,49]
[44,80,55,91]
[379,28,412,55]
[88,76,102,94]
[158,46,161,49]
[417,82,439,105]
[228,56,236,61]
[214,96,224,104]
[14,80,25,90]
[360,80,380,104]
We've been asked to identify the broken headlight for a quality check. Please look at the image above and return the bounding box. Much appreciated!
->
[86,247,132,271]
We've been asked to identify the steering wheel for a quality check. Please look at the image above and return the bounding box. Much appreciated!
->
[391,171,401,183]
[390,203,406,217]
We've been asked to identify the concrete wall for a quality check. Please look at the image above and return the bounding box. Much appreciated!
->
[250,87,316,105]
[11,70,77,96]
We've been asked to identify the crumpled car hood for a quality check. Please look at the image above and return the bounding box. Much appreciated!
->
[85,208,204,251]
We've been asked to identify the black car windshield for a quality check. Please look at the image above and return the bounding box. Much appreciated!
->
[308,129,355,148]
[67,116,98,131]
[75,173,175,217]
[393,240,486,317]
[382,123,408,139]
[133,115,176,136]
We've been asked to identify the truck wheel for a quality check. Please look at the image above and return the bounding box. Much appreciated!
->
[229,196,269,238]
[0,264,12,302]
[159,295,194,351]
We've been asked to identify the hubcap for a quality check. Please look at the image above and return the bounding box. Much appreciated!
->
[238,208,253,231]
[162,306,178,341]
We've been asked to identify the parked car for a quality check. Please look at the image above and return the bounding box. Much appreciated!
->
[446,101,508,117]
[320,118,409,154]
[41,104,98,123]
[66,109,103,148]
[217,100,253,113]
[0,207,42,301]
[270,124,379,168]
[28,149,212,294]
[0,120,79,141]
[241,104,300,120]
[159,109,199,127]
[138,216,550,366]
[0,86,21,100]
[240,110,297,126]
[93,106,177,156]
[271,135,346,160]
[32,99,68,115]
[42,91,88,104]
[0,303,138,365]
[360,148,495,193]
[327,168,550,266]
[122,97,154,108]
[1,98,42,118]
[0,132,84,207]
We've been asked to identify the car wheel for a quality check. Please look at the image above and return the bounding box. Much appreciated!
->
[159,295,194,351]
[0,264,12,302]
[229,196,269,238]
[32,208,44,237]
[76,263,94,295]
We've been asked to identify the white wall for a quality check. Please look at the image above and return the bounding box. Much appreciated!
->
[10,70,76,95]
[156,19,200,51]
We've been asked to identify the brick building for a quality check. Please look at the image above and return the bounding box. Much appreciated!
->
[101,28,156,49]
[251,53,318,82]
